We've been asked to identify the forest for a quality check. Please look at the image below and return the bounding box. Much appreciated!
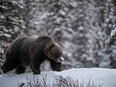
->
[0,0,116,70]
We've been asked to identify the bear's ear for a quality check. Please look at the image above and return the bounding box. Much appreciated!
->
[57,42,63,47]
[46,44,54,57]
[48,44,54,50]
[44,43,54,55]
[45,43,54,53]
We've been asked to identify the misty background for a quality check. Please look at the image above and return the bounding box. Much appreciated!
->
[0,0,116,70]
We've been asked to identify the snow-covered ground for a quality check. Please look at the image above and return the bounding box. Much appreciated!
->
[0,68,116,87]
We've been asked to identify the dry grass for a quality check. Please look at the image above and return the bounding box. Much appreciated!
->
[54,76,79,87]
[18,75,102,87]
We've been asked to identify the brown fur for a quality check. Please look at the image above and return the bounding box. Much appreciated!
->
[1,35,63,74]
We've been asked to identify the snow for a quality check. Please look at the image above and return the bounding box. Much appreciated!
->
[110,26,116,38]
[0,68,116,87]
[110,29,116,38]
[56,68,116,87]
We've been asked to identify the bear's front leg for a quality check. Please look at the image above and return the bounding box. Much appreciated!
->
[49,59,62,71]
[30,55,45,74]
[30,62,41,74]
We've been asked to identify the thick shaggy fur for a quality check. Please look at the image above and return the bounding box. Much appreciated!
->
[1,35,63,74]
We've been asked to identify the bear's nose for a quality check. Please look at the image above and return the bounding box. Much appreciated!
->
[57,57,64,63]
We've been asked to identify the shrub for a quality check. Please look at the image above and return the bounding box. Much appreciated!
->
[18,75,102,87]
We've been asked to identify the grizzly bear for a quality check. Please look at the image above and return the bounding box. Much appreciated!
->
[0,35,64,74]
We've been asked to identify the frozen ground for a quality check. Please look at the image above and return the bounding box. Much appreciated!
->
[0,68,116,87]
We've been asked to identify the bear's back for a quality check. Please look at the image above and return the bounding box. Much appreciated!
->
[6,37,35,60]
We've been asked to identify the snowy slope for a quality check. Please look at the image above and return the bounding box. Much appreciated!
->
[0,68,116,87]
[56,68,116,87]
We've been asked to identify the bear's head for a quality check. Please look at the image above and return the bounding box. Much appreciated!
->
[44,43,64,63]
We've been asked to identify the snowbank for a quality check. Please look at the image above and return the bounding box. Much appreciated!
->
[0,68,116,87]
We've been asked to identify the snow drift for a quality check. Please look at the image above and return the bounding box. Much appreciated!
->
[0,68,116,87]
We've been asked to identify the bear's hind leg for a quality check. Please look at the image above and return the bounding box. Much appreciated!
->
[15,65,26,74]
[1,59,18,73]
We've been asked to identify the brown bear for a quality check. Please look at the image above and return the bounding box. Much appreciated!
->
[1,35,64,74]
